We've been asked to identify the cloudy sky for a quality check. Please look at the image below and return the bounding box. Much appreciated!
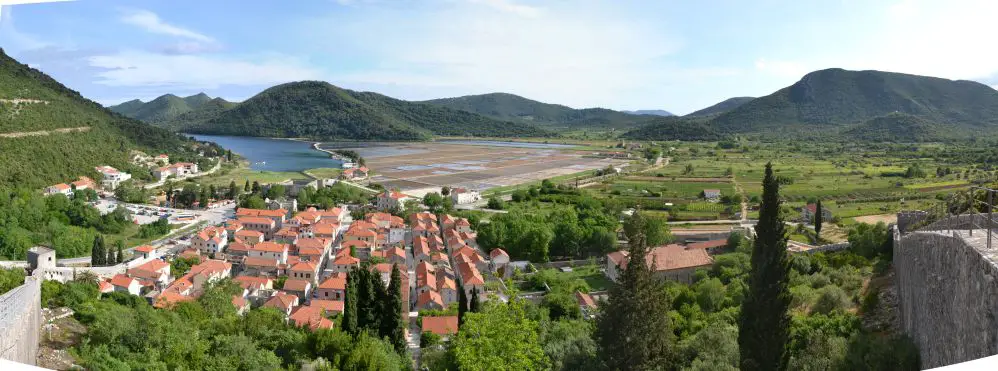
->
[1,0,996,114]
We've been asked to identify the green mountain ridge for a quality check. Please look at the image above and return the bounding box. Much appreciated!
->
[167,81,552,140]
[624,68,998,142]
[421,92,652,129]
[684,97,754,117]
[619,116,724,141]
[0,48,204,188]
[109,93,228,124]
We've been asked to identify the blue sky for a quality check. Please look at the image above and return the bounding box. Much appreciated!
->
[1,0,996,114]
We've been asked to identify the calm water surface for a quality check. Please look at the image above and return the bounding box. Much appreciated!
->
[190,135,342,172]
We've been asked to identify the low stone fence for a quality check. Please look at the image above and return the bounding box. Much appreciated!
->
[0,276,41,365]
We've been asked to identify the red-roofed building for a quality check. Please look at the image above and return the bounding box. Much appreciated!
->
[97,280,114,294]
[44,183,72,197]
[226,241,252,257]
[376,191,413,212]
[191,226,228,254]
[263,292,299,316]
[422,316,459,337]
[234,229,265,245]
[290,261,319,283]
[686,239,730,254]
[310,299,344,316]
[317,274,347,300]
[341,239,374,260]
[134,245,156,260]
[606,244,714,284]
[290,305,334,331]
[237,216,278,239]
[416,290,445,311]
[244,256,281,276]
[127,259,171,288]
[232,295,250,315]
[576,291,598,318]
[274,227,299,245]
[249,242,289,264]
[236,208,288,224]
[283,278,313,300]
[110,274,141,295]
[332,253,360,273]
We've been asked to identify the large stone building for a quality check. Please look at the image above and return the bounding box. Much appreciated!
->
[606,244,714,284]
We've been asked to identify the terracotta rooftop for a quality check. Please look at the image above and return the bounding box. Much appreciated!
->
[489,248,509,259]
[422,316,459,335]
[289,305,334,331]
[318,276,346,290]
[687,239,729,250]
[290,261,318,273]
[310,299,344,314]
[608,245,714,272]
[134,245,155,253]
[236,208,288,218]
[251,241,288,253]
[283,278,311,292]
[235,275,272,290]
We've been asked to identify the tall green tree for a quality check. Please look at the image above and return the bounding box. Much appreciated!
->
[228,180,239,200]
[814,199,823,239]
[594,211,673,370]
[469,288,481,313]
[342,270,359,334]
[458,276,469,326]
[244,180,250,192]
[115,240,124,265]
[91,235,105,266]
[739,162,792,371]
[380,264,407,356]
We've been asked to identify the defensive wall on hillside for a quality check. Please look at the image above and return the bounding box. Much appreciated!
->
[0,276,41,365]
[894,219,998,368]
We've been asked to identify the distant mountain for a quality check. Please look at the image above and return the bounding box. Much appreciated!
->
[840,113,952,142]
[0,48,200,188]
[421,92,651,129]
[684,97,754,117]
[620,116,724,141]
[109,93,228,124]
[166,81,552,140]
[624,110,674,116]
[709,68,998,133]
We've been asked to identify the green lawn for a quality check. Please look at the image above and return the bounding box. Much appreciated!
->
[304,167,342,179]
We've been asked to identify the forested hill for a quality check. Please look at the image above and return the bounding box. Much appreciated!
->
[619,116,725,141]
[0,48,201,188]
[684,97,754,117]
[421,92,652,129]
[109,93,229,124]
[625,68,998,141]
[166,81,552,140]
[709,68,998,133]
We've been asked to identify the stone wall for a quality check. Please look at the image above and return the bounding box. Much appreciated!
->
[894,228,998,368]
[0,276,41,365]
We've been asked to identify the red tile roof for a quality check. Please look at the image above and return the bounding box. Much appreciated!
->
[290,261,317,273]
[238,216,276,226]
[289,305,334,331]
[110,274,136,288]
[244,256,279,268]
[489,248,509,259]
[235,275,272,290]
[235,229,264,239]
[296,238,331,250]
[687,239,728,250]
[237,208,288,218]
[333,254,360,265]
[283,278,311,292]
[416,290,444,309]
[422,316,459,335]
[310,299,344,314]
[318,276,346,290]
[576,291,597,308]
[609,245,714,272]
[264,292,298,311]
[252,241,288,253]
[134,245,155,253]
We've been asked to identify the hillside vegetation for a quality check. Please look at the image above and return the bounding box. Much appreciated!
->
[109,93,229,124]
[422,92,651,129]
[167,81,552,140]
[625,68,998,142]
[0,48,202,188]
[620,116,725,141]
[684,96,754,117]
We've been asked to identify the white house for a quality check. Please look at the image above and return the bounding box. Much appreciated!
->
[449,188,481,205]
[44,183,72,197]
[110,274,142,296]
[703,189,722,202]
[376,191,413,212]
[95,166,132,190]
[191,226,228,254]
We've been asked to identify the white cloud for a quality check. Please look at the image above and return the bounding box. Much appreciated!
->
[120,9,213,43]
[87,51,323,89]
[754,58,810,79]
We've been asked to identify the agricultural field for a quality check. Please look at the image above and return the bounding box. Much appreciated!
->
[584,140,993,223]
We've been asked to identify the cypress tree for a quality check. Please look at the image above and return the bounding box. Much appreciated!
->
[381,264,407,355]
[342,269,359,334]
[469,288,481,313]
[368,266,387,332]
[228,181,239,200]
[251,181,261,194]
[115,240,124,265]
[594,211,673,370]
[90,235,102,266]
[739,162,792,371]
[814,199,823,239]
[457,275,468,326]
[244,180,250,192]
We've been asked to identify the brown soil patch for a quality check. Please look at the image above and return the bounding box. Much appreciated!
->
[852,214,898,225]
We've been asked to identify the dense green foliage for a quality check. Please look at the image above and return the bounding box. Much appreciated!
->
[167,81,552,140]
[0,190,155,259]
[47,278,406,370]
[684,96,755,117]
[739,163,792,371]
[0,49,210,189]
[840,113,951,142]
[422,92,652,129]
[108,93,228,124]
[452,299,550,370]
[620,116,727,141]
[0,267,24,295]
